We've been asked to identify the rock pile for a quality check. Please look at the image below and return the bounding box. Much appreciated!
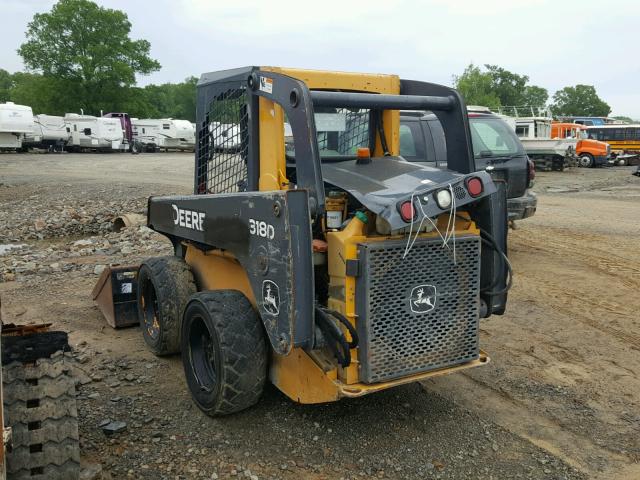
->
[0,225,172,283]
[0,186,148,243]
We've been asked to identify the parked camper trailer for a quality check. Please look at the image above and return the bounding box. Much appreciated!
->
[65,114,123,151]
[132,118,195,151]
[514,116,577,171]
[0,102,34,150]
[210,122,242,152]
[172,120,196,151]
[23,114,71,151]
[103,112,139,152]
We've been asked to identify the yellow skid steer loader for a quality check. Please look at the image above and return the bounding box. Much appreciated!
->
[137,67,510,416]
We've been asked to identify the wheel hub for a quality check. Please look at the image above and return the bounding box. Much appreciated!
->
[141,282,160,340]
[188,316,218,394]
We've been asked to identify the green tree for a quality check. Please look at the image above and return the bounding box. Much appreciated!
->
[453,64,502,109]
[454,64,548,109]
[140,77,197,121]
[611,115,633,123]
[484,64,529,106]
[166,76,197,121]
[10,72,80,115]
[18,0,160,114]
[521,85,549,107]
[0,69,13,102]
[551,85,611,117]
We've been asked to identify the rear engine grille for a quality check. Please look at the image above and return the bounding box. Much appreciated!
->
[355,235,481,383]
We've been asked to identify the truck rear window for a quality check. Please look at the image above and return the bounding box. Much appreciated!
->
[470,117,524,158]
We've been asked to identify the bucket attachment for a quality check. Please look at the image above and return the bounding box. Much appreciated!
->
[91,265,139,328]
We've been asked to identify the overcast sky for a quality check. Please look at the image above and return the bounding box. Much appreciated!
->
[3,0,640,117]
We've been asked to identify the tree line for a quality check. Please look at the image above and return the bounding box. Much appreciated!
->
[0,0,196,121]
[0,69,197,121]
[0,0,625,122]
[453,63,613,118]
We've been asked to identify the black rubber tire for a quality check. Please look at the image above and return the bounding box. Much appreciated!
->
[3,353,80,480]
[552,159,565,172]
[181,290,267,416]
[137,256,197,356]
[579,153,594,168]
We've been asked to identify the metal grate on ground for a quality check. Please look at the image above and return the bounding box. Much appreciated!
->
[356,236,481,383]
[196,88,249,194]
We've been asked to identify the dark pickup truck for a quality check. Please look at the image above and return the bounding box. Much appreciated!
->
[400,111,537,222]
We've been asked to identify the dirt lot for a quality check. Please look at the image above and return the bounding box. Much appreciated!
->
[1,152,639,479]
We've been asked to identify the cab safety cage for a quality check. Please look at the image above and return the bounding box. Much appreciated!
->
[194,67,475,218]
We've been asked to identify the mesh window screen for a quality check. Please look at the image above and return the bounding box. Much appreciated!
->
[196,87,249,194]
[316,109,370,156]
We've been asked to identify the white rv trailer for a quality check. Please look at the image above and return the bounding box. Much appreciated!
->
[209,122,242,152]
[23,114,71,151]
[131,118,195,151]
[172,119,195,150]
[64,114,123,151]
[0,102,34,150]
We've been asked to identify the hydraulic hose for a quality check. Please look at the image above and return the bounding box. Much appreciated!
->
[478,229,513,296]
[315,307,358,367]
[315,307,350,367]
[454,214,512,294]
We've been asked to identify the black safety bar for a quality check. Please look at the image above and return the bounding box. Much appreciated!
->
[310,91,455,111]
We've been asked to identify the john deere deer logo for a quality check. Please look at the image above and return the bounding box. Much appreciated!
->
[409,285,437,314]
[262,280,280,316]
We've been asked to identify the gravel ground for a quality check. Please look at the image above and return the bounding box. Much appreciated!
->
[2,152,638,479]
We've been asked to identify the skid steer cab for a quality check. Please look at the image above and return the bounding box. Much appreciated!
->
[138,67,511,416]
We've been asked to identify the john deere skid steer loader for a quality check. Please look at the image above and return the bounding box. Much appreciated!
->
[137,67,510,416]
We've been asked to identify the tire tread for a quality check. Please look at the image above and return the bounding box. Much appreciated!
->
[184,291,267,416]
[3,355,80,479]
[138,256,197,355]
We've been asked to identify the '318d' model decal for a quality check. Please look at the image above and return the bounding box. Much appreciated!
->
[249,219,275,239]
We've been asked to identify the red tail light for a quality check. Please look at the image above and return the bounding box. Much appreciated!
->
[465,177,483,197]
[399,200,416,222]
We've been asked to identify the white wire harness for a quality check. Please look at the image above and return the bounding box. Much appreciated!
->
[403,183,458,263]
